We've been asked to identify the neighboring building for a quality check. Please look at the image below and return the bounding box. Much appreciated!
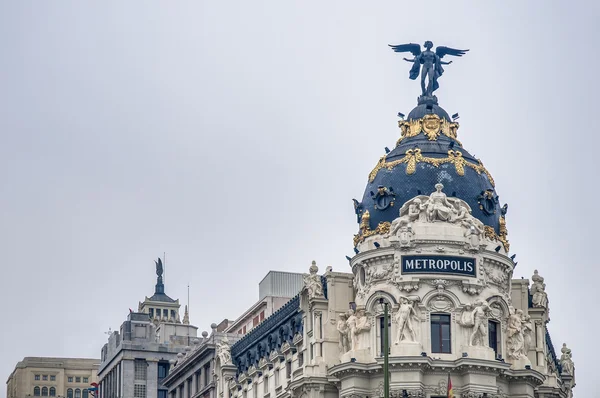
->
[6,357,99,398]
[212,55,576,398]
[223,271,303,336]
[97,259,198,398]
[161,325,241,398]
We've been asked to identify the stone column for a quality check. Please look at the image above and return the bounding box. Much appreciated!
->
[121,360,135,398]
[147,360,158,398]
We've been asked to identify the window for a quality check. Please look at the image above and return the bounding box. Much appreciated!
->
[34,387,41,396]
[134,384,146,398]
[195,371,200,392]
[135,360,147,380]
[158,391,168,398]
[263,375,269,394]
[274,367,280,386]
[158,362,169,380]
[285,361,291,379]
[76,377,81,383]
[83,377,88,383]
[163,309,168,318]
[75,389,81,398]
[489,320,500,356]
[242,325,247,334]
[42,375,48,381]
[171,310,176,320]
[67,389,73,398]
[82,390,88,398]
[203,364,210,386]
[68,377,73,383]
[42,387,48,396]
[253,316,259,327]
[377,316,390,356]
[187,378,192,398]
[50,376,56,381]
[50,387,56,397]
[149,308,154,318]
[260,311,265,321]
[431,314,452,353]
[35,375,41,381]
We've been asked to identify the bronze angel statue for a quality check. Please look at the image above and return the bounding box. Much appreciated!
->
[389,41,468,97]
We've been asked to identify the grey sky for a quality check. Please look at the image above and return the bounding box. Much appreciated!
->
[0,1,597,396]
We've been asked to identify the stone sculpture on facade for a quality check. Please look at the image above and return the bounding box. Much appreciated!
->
[522,314,533,353]
[303,261,324,299]
[469,300,491,347]
[506,307,530,367]
[531,270,548,308]
[352,309,372,350]
[426,183,455,221]
[336,313,350,354]
[217,337,232,365]
[560,343,574,375]
[394,297,419,344]
[464,222,482,251]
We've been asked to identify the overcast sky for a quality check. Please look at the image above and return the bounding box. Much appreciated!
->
[0,1,597,396]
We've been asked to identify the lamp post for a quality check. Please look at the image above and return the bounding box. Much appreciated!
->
[379,298,390,398]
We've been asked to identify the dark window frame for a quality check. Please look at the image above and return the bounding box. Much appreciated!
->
[431,313,452,354]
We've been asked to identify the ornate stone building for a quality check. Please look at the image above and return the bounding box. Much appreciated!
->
[98,259,198,398]
[212,55,576,398]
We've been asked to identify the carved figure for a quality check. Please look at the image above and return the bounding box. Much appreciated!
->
[389,41,468,97]
[425,183,456,221]
[469,300,491,347]
[458,303,475,327]
[506,307,526,359]
[336,313,350,354]
[464,223,481,251]
[303,261,324,299]
[353,309,372,350]
[388,198,424,237]
[217,337,232,365]
[522,314,533,353]
[346,309,357,351]
[531,270,548,308]
[394,297,419,343]
[560,343,574,375]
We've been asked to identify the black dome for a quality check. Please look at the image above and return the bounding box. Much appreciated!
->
[354,103,502,244]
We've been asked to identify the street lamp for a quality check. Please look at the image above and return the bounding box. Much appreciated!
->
[379,297,390,398]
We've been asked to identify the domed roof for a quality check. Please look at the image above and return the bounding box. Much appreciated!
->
[354,102,505,247]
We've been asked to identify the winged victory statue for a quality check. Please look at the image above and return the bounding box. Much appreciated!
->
[389,41,468,99]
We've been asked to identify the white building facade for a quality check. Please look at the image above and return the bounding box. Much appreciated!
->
[212,78,576,398]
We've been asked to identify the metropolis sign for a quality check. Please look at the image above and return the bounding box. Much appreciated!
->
[401,255,476,277]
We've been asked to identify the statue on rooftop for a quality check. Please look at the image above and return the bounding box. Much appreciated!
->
[389,41,468,98]
[155,258,163,277]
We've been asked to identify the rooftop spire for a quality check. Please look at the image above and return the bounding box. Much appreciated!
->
[154,257,164,294]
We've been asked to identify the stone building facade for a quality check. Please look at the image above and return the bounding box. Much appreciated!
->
[97,259,198,398]
[161,326,241,398]
[6,357,99,398]
[211,74,576,397]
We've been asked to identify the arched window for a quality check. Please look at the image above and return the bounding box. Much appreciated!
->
[67,388,73,398]
[34,387,41,396]
[431,313,452,353]
[75,389,81,398]
[42,387,48,396]
[82,389,89,398]
[50,387,56,397]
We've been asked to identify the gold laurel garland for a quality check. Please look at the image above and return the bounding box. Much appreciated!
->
[368,149,495,187]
